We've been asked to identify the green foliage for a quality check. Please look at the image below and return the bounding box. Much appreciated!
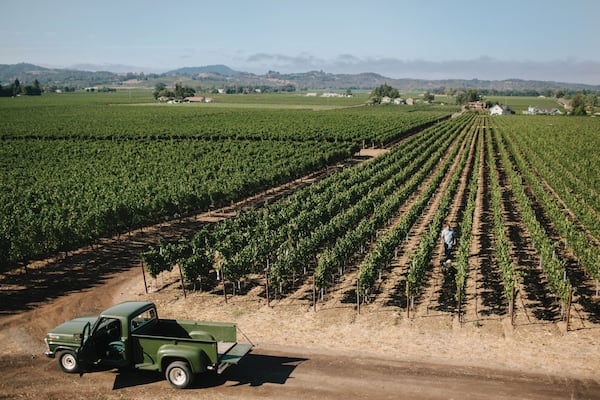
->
[138,114,474,295]
[570,92,587,115]
[0,79,41,97]
[456,89,481,105]
[454,120,482,308]
[369,83,400,102]
[492,120,573,306]
[485,120,517,305]
[494,116,599,281]
[140,245,167,279]
[1,93,451,267]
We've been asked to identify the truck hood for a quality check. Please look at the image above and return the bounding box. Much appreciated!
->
[46,316,98,339]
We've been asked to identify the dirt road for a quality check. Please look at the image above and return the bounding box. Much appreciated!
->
[2,249,598,400]
[2,344,598,400]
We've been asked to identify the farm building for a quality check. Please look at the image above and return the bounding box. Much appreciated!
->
[184,96,205,103]
[468,101,487,110]
[489,104,513,115]
[524,106,562,115]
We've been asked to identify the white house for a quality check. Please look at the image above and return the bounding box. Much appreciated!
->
[184,96,205,103]
[524,106,562,115]
[490,104,512,115]
[322,92,343,97]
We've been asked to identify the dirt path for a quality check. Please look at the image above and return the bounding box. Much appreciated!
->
[463,122,506,323]
[416,117,479,319]
[2,344,599,400]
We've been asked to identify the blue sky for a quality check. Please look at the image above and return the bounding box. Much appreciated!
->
[2,0,599,84]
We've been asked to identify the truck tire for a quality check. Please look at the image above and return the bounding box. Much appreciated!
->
[58,350,80,373]
[165,361,193,389]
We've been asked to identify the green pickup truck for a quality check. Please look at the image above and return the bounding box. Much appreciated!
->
[44,301,252,389]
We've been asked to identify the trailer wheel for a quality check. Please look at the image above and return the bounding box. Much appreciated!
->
[58,350,80,373]
[165,361,193,389]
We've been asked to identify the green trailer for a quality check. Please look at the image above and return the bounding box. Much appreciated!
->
[44,301,252,389]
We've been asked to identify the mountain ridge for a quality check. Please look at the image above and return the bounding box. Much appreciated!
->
[1,63,598,92]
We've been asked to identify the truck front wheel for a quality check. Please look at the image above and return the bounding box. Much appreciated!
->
[58,350,80,373]
[165,361,193,389]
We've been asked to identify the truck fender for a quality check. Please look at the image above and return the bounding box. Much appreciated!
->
[52,345,80,357]
[157,344,209,374]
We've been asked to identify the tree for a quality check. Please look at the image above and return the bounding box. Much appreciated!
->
[570,92,587,116]
[12,79,21,96]
[423,92,434,102]
[153,82,166,99]
[0,84,12,97]
[456,89,481,105]
[23,79,42,95]
[174,82,195,99]
[369,83,400,102]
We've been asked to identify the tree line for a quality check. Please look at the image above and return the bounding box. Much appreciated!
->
[0,79,42,97]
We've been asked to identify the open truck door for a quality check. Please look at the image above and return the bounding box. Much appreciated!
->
[76,321,95,375]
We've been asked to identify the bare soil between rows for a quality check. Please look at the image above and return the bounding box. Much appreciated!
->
[1,149,600,399]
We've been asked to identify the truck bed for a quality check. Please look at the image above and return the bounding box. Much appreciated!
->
[132,318,251,371]
[134,318,237,343]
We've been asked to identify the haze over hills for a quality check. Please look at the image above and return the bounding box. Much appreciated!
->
[1,63,599,93]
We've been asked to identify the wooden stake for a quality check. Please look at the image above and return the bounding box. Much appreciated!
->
[178,263,187,299]
[510,280,515,325]
[565,288,573,332]
[265,259,270,307]
[457,292,462,323]
[406,281,410,319]
[141,260,148,294]
[356,279,360,315]
[222,268,227,304]
[313,275,317,313]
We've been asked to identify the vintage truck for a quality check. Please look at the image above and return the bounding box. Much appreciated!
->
[43,301,252,389]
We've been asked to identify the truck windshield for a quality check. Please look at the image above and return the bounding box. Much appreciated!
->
[131,308,157,332]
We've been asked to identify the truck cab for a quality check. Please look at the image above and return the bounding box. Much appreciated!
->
[44,301,252,389]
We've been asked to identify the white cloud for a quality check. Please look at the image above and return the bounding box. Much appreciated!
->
[241,53,600,85]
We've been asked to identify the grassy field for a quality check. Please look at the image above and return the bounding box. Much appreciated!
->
[484,95,566,113]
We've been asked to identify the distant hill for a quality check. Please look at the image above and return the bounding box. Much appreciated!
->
[0,63,123,87]
[164,65,241,77]
[1,63,599,92]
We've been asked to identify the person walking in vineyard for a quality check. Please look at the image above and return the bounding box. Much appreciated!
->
[440,223,456,265]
